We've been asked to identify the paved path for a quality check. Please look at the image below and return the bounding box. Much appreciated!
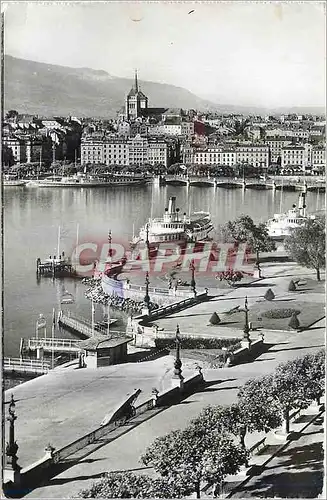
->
[22,317,325,499]
[4,356,195,467]
[231,413,325,498]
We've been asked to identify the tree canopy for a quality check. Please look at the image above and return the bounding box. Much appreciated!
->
[272,357,313,433]
[238,375,283,437]
[141,420,246,498]
[284,216,325,280]
[222,215,276,266]
[77,471,183,498]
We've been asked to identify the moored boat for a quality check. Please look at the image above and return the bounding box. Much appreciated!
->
[3,175,26,187]
[26,173,148,188]
[266,191,315,240]
[132,196,214,247]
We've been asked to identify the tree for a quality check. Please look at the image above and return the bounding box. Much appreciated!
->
[230,118,250,139]
[222,215,276,271]
[141,421,247,499]
[288,280,297,292]
[77,471,184,498]
[264,288,275,301]
[2,145,15,167]
[288,312,300,330]
[237,376,283,446]
[209,312,221,325]
[284,216,325,281]
[5,109,19,121]
[215,269,245,287]
[272,358,313,433]
[301,350,325,405]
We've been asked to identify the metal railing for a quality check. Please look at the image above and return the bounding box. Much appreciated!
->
[126,283,193,297]
[4,357,50,374]
[28,338,82,349]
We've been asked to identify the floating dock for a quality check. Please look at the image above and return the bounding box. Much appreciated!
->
[36,257,76,277]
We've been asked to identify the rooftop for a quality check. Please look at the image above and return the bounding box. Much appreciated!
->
[79,334,133,351]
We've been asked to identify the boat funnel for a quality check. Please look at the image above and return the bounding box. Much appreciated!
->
[168,197,176,214]
[298,192,306,217]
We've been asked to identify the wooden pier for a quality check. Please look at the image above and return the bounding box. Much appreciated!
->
[58,311,118,339]
[4,357,50,375]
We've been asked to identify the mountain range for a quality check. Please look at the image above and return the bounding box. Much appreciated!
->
[4,55,325,118]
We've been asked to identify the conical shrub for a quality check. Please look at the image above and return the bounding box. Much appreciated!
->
[209,312,221,325]
[288,312,300,330]
[288,280,296,292]
[264,288,275,301]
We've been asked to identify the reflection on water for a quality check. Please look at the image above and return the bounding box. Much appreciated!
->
[4,184,324,358]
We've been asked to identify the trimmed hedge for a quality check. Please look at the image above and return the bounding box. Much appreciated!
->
[154,336,241,350]
[262,308,301,319]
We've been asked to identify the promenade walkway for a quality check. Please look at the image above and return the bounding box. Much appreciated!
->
[231,412,324,498]
[22,317,325,499]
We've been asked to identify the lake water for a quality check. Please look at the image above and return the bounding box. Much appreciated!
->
[4,182,324,358]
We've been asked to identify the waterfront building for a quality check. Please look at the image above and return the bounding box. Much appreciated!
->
[236,145,270,169]
[311,146,326,173]
[81,134,174,167]
[266,138,293,164]
[281,144,312,172]
[188,144,269,169]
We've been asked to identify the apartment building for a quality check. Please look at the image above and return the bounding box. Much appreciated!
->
[236,145,269,168]
[266,138,293,164]
[188,144,269,168]
[81,134,173,167]
[281,144,312,171]
[311,147,326,173]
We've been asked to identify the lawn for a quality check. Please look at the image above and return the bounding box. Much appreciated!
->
[217,299,325,332]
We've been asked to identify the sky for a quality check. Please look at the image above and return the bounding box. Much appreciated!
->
[3,1,326,108]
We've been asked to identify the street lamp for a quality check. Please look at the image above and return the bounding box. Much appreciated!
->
[173,325,183,382]
[108,229,112,264]
[144,271,150,310]
[243,296,250,340]
[190,259,196,295]
[5,395,20,472]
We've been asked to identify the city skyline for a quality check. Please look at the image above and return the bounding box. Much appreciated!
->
[4,1,326,109]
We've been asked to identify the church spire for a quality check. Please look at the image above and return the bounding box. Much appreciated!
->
[134,69,138,93]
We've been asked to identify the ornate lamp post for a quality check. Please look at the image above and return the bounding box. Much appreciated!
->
[145,223,150,253]
[243,296,250,342]
[108,228,112,262]
[5,395,20,476]
[144,271,150,310]
[190,259,196,296]
[172,325,184,388]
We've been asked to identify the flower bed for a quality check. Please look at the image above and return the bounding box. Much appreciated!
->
[261,308,301,319]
